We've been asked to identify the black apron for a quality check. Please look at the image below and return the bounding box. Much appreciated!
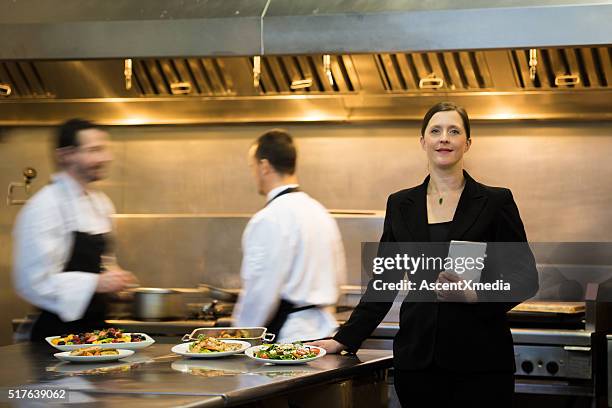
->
[30,184,110,341]
[31,231,108,341]
[263,186,320,337]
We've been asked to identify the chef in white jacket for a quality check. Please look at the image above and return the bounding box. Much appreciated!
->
[12,119,136,341]
[232,129,346,343]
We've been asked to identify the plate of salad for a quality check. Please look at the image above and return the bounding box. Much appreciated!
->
[245,343,325,364]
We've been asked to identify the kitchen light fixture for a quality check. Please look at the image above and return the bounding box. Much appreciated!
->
[555,74,580,87]
[290,78,313,90]
[170,82,192,95]
[419,73,444,89]
[124,59,133,90]
[529,49,537,81]
[253,56,261,88]
[323,54,334,87]
[0,83,12,96]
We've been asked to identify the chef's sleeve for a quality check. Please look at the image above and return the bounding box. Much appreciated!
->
[12,198,99,322]
[232,215,292,327]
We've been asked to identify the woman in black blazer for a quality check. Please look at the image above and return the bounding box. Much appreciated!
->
[311,102,539,408]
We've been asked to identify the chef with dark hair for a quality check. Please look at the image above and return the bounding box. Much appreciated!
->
[13,119,136,341]
[232,129,346,342]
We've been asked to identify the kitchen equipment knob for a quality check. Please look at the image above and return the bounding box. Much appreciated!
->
[0,83,11,96]
[546,361,559,375]
[521,360,534,374]
[23,167,37,180]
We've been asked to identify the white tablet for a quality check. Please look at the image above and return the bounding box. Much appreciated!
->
[446,240,487,283]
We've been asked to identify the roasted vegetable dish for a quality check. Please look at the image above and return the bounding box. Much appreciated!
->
[69,347,119,356]
[51,328,145,345]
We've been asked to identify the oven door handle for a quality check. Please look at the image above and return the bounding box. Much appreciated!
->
[563,346,591,352]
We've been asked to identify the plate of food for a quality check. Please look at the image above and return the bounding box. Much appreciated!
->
[54,347,134,363]
[211,329,250,338]
[245,343,325,365]
[46,328,154,351]
[181,327,275,345]
[171,336,251,358]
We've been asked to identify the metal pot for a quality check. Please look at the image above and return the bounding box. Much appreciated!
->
[131,287,184,320]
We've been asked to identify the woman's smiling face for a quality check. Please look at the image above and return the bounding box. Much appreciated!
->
[420,110,471,169]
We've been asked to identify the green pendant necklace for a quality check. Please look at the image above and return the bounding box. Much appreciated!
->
[430,181,445,205]
[430,178,465,206]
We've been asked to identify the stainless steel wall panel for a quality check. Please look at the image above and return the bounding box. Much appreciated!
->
[1,121,611,346]
[0,129,56,346]
[113,216,247,289]
[112,214,383,289]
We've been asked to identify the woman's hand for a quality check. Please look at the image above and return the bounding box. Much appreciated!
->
[435,271,478,303]
[306,339,347,354]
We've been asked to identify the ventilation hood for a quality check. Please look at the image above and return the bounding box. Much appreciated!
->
[0,0,610,124]
[1,0,610,58]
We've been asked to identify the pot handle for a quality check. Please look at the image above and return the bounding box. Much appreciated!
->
[181,334,192,342]
[263,333,275,343]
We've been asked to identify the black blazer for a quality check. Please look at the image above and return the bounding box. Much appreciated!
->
[334,171,539,372]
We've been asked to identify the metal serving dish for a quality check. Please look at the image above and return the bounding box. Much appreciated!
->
[181,327,275,345]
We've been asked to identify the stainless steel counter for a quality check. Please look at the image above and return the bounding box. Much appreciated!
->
[0,341,392,407]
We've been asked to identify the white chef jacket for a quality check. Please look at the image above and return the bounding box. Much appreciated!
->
[12,172,115,322]
[232,185,346,343]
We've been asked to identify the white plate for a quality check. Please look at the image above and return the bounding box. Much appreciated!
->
[46,333,155,351]
[171,340,251,358]
[244,345,326,365]
[54,349,134,363]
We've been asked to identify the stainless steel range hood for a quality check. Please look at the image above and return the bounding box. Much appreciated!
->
[1,0,610,59]
[0,0,610,124]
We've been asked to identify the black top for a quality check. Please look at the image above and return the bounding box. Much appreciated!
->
[428,221,452,242]
[333,170,539,372]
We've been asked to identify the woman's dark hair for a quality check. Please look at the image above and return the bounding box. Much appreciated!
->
[254,129,297,175]
[420,102,470,139]
[56,118,99,149]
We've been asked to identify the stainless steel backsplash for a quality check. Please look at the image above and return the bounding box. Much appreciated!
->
[1,121,611,344]
[112,214,383,289]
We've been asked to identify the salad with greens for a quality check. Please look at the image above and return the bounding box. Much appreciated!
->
[254,343,321,360]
